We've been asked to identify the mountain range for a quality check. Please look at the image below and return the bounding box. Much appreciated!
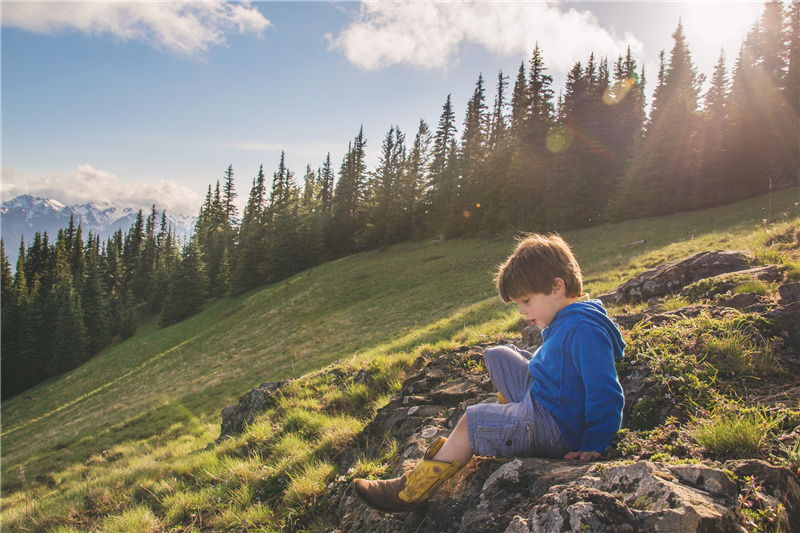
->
[1,195,196,267]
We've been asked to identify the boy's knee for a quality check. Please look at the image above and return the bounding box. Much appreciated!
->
[483,345,514,367]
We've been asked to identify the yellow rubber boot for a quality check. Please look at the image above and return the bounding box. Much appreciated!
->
[353,437,461,513]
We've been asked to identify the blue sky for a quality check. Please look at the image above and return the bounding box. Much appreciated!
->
[2,1,767,217]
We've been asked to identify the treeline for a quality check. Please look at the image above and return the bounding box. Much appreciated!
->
[1,210,180,398]
[2,4,798,399]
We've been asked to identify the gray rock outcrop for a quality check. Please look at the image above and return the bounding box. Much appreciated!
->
[598,250,754,304]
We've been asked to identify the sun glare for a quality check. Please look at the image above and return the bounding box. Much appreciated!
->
[680,2,765,54]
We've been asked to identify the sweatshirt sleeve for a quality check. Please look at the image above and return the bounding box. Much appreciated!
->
[569,321,624,453]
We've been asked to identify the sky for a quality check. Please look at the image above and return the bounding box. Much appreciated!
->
[2,1,768,218]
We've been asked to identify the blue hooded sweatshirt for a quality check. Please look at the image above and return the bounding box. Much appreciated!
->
[528,299,625,453]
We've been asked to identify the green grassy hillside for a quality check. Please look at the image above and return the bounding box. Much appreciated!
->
[1,188,798,531]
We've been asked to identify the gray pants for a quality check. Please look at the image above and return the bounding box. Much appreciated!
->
[466,345,569,458]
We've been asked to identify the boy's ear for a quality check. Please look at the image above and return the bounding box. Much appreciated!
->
[552,278,566,296]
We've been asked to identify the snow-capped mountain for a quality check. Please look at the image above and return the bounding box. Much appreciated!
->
[1,195,196,267]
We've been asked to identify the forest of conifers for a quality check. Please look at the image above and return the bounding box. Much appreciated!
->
[2,3,798,399]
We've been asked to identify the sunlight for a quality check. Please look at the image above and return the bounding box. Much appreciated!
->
[678,2,766,71]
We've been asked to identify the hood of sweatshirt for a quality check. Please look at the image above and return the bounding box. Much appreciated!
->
[543,299,626,359]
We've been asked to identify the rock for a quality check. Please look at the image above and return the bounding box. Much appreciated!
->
[228,251,800,532]
[726,459,800,533]
[767,301,800,353]
[519,326,543,353]
[780,282,800,304]
[216,380,286,442]
[720,292,762,309]
[598,250,754,304]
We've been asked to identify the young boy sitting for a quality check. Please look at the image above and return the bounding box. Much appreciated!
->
[353,233,626,513]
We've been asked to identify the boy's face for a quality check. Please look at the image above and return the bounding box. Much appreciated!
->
[511,290,565,330]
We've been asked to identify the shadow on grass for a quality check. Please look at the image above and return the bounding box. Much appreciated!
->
[2,400,208,493]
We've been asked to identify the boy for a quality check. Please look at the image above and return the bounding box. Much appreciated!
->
[353,233,625,513]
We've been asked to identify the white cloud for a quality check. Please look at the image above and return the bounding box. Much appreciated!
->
[2,164,203,216]
[2,1,270,57]
[328,1,642,73]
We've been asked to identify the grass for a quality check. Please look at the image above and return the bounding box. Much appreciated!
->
[1,187,799,531]
[689,408,784,457]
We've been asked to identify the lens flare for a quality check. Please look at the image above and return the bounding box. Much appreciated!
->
[546,125,575,153]
[602,76,637,106]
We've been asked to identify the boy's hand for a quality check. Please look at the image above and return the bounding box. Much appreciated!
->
[564,451,601,461]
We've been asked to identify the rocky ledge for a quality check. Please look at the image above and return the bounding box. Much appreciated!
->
[219,250,800,532]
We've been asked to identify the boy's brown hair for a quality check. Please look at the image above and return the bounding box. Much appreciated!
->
[495,233,583,303]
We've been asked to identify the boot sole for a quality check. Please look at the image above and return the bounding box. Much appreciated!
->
[352,482,426,514]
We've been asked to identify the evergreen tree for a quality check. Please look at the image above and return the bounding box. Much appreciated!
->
[459,74,490,234]
[403,120,432,238]
[427,95,458,234]
[489,70,509,150]
[697,50,730,204]
[481,72,514,231]
[1,239,13,306]
[510,62,529,139]
[786,0,800,116]
[726,3,799,200]
[332,128,368,253]
[266,152,301,280]
[370,125,407,245]
[0,240,21,398]
[297,164,324,269]
[620,21,705,217]
[232,165,268,294]
[318,152,336,258]
[503,45,555,228]
[319,152,335,215]
[82,234,111,355]
[223,164,238,225]
[160,237,208,326]
[45,275,88,376]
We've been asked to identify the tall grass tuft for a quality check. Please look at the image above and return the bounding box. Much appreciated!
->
[732,280,770,296]
[690,409,783,457]
[100,505,163,533]
[283,460,336,509]
[704,329,775,377]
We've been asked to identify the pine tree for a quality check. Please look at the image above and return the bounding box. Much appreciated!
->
[459,74,490,234]
[232,165,269,294]
[403,120,432,238]
[503,45,555,228]
[621,21,704,217]
[319,153,335,215]
[46,275,88,376]
[725,3,799,200]
[370,125,407,245]
[223,164,238,225]
[786,0,800,116]
[510,62,529,139]
[266,152,301,280]
[1,241,39,399]
[82,234,111,355]
[481,71,514,232]
[160,237,208,326]
[332,128,368,254]
[697,50,730,204]
[427,95,458,234]
[489,70,509,150]
[318,153,336,258]
[1,239,13,306]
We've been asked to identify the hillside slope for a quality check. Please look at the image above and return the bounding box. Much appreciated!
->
[1,188,798,531]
